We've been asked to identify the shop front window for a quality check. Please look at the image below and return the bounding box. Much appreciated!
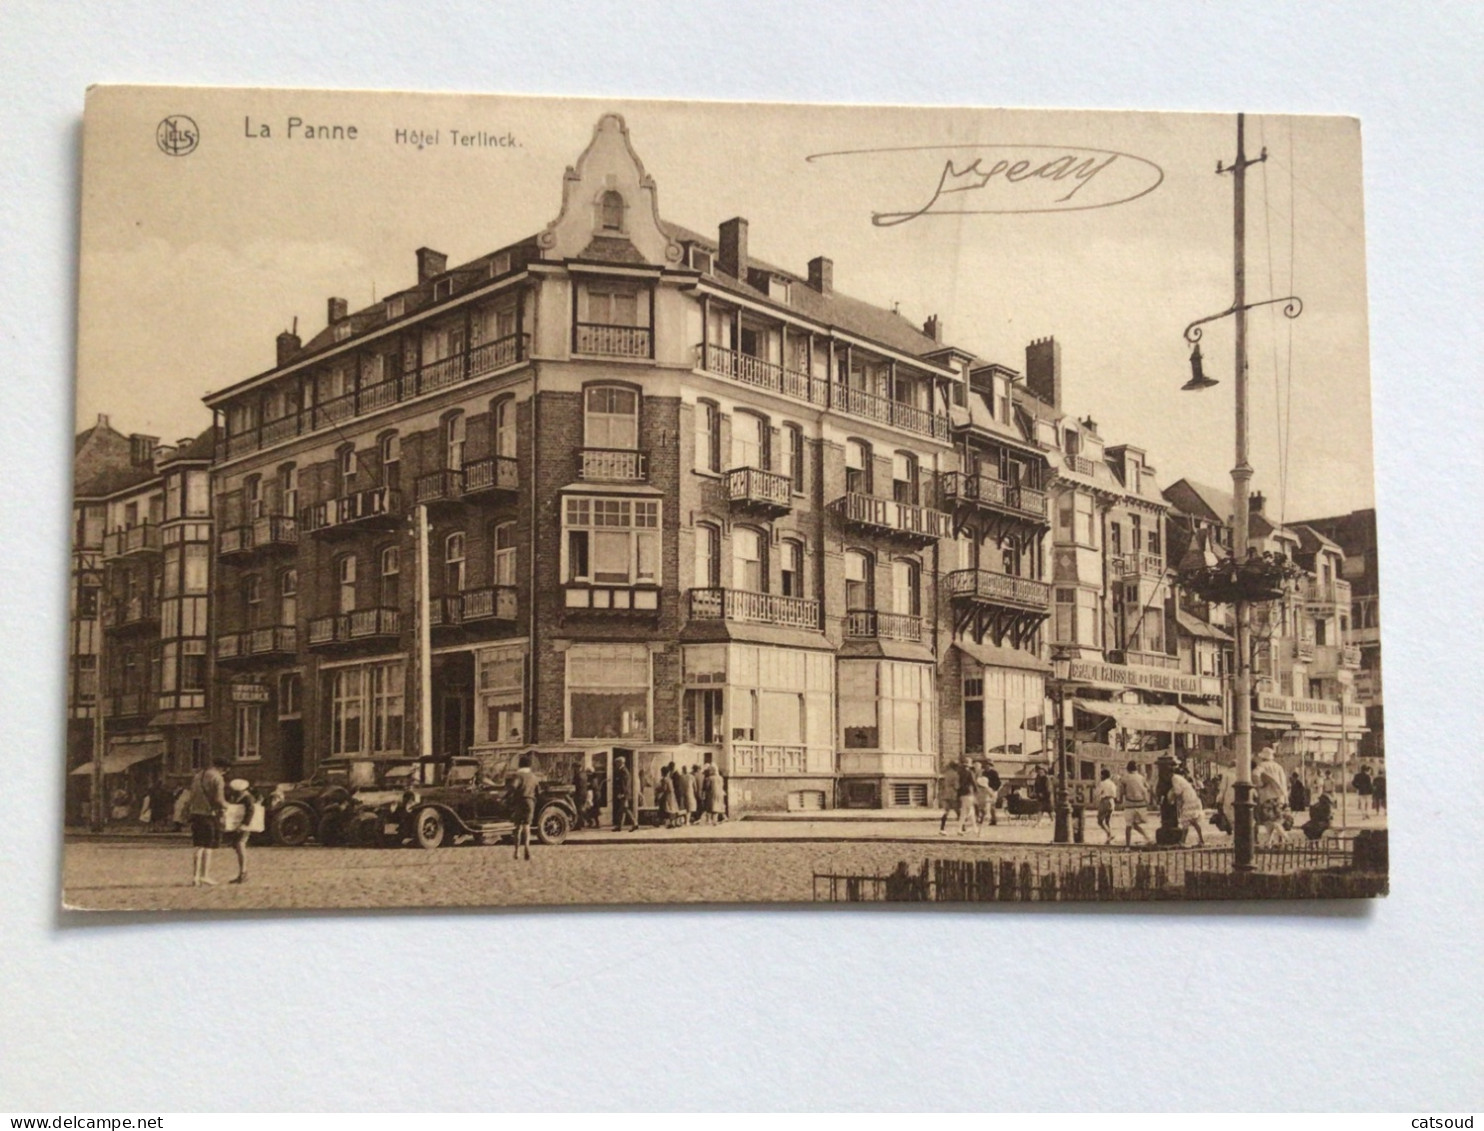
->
[567,643,650,742]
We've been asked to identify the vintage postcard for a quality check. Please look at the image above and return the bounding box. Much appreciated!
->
[64,87,1384,911]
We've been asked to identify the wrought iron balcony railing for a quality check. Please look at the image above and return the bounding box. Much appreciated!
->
[300,488,402,534]
[307,607,401,646]
[943,568,1051,610]
[688,587,820,630]
[575,322,651,358]
[725,467,792,512]
[579,448,647,482]
[844,609,925,643]
[102,523,161,559]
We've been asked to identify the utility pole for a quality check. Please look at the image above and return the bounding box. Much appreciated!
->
[416,503,435,770]
[90,560,108,832]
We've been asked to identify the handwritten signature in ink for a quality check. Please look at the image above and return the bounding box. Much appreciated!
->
[805,144,1165,225]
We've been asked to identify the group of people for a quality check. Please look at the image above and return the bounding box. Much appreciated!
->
[601,755,726,831]
[182,757,261,886]
[936,758,1014,836]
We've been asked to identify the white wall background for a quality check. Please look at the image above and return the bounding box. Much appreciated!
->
[1,0,1479,1112]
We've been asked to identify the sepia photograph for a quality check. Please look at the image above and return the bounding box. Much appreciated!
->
[61,87,1387,911]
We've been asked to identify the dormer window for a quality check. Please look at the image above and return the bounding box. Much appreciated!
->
[600,189,625,232]
[1064,430,1081,456]
[433,278,454,302]
[385,296,405,319]
[490,251,512,277]
[333,322,351,342]
[687,245,713,273]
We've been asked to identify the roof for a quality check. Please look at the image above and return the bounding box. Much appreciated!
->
[1175,608,1233,643]
[1291,524,1342,555]
[73,425,214,499]
[1164,478,1233,525]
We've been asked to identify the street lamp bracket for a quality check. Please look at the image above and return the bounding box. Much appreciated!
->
[1182,295,1304,344]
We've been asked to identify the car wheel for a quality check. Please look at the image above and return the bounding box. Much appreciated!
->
[347,811,381,848]
[412,807,447,850]
[536,806,571,846]
[317,810,345,847]
[271,805,312,847]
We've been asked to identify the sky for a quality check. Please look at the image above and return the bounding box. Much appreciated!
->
[75,88,1373,522]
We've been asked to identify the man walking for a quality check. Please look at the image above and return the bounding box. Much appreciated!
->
[612,755,638,832]
[957,758,979,836]
[509,753,539,861]
[1352,764,1373,818]
[939,759,961,835]
[1094,767,1119,844]
[187,756,229,886]
[1117,760,1152,846]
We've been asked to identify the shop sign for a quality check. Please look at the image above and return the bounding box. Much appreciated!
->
[1257,693,1365,726]
[230,682,270,704]
[1067,660,1221,697]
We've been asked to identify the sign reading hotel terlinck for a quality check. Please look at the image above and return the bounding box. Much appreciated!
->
[64,87,1384,911]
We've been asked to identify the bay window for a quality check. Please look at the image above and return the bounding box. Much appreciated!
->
[584,386,638,449]
[479,644,526,745]
[563,496,660,586]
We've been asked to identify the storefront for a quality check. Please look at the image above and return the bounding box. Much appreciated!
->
[1253,692,1368,786]
[954,639,1051,784]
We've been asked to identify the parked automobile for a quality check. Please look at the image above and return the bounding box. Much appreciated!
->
[261,757,478,847]
[386,755,579,849]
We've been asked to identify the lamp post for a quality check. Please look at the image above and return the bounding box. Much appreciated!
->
[1179,113,1303,871]
[1050,644,1073,844]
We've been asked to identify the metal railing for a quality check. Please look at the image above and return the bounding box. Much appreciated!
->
[219,515,298,557]
[579,448,647,482]
[300,487,401,533]
[844,609,924,642]
[102,523,161,558]
[1064,452,1097,476]
[307,607,400,645]
[943,568,1051,609]
[938,471,1048,521]
[831,491,952,541]
[102,596,160,628]
[1111,649,1181,671]
[688,587,820,629]
[575,322,651,358]
[725,467,792,509]
[218,627,297,658]
[462,456,519,494]
[1304,578,1352,606]
[430,586,517,626]
[468,332,526,376]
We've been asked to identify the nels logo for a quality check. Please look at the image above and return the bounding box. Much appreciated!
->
[156,114,199,157]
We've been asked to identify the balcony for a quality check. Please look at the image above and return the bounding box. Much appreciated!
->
[216,626,298,661]
[579,448,647,482]
[1293,637,1316,662]
[1113,552,1165,578]
[730,743,808,776]
[575,322,651,358]
[469,332,528,377]
[944,569,1051,611]
[106,692,148,718]
[1064,452,1097,476]
[844,609,925,643]
[938,471,1048,524]
[831,491,952,546]
[725,467,792,515]
[300,488,402,535]
[218,515,298,559]
[415,457,520,506]
[101,596,160,630]
[1303,578,1352,608]
[1106,648,1180,671]
[688,587,820,630]
[102,523,160,559]
[1309,642,1363,675]
[429,586,517,626]
[694,343,951,441]
[306,607,401,647]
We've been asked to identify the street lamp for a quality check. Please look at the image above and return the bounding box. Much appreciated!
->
[1179,112,1303,871]
[1050,643,1074,844]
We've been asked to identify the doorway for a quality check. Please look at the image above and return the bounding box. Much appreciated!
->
[433,651,475,761]
[279,719,304,782]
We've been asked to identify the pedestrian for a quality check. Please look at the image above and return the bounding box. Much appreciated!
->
[657,763,679,828]
[1170,768,1206,847]
[110,785,131,823]
[1371,768,1386,816]
[187,757,229,886]
[509,752,539,861]
[171,783,191,832]
[1301,786,1335,841]
[612,755,638,832]
[705,763,727,824]
[571,764,588,830]
[690,765,704,824]
[1288,770,1310,815]
[1117,760,1152,846]
[938,759,961,835]
[983,766,1001,826]
[1094,767,1118,844]
[956,758,978,835]
[972,764,993,834]
[222,778,260,884]
[1032,766,1052,827]
[1254,746,1289,847]
[1352,764,1373,817]
[677,764,697,827]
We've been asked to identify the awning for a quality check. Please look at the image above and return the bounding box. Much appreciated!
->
[1072,699,1226,736]
[1175,609,1233,643]
[70,744,164,776]
[953,640,1051,674]
[1181,700,1225,724]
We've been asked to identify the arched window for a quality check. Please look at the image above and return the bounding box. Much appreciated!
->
[278,463,298,518]
[444,411,465,471]
[733,526,767,593]
[599,189,624,232]
[379,432,400,490]
[279,568,297,627]
[892,558,920,616]
[445,532,466,593]
[245,474,264,519]
[337,445,356,495]
[780,537,805,598]
[694,400,720,473]
[493,522,517,587]
[491,396,517,460]
[844,549,872,610]
[379,546,400,607]
[731,411,767,471]
[892,451,919,506]
[337,554,357,614]
[584,385,638,449]
[845,439,871,495]
[694,522,720,588]
[784,423,804,493]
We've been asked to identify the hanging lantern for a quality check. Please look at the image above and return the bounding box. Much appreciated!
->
[1182,342,1219,391]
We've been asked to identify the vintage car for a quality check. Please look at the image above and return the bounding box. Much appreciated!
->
[384,758,579,849]
[262,757,478,847]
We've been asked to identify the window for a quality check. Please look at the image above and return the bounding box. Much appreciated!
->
[840,660,935,752]
[694,400,720,473]
[1130,514,1142,557]
[329,662,404,756]
[243,574,262,612]
[180,640,206,693]
[234,704,262,761]
[479,645,526,745]
[979,668,1046,760]
[337,555,357,614]
[445,532,466,593]
[585,386,638,449]
[165,473,182,521]
[369,662,405,753]
[279,569,297,626]
[1315,618,1328,647]
[183,544,209,594]
[845,550,872,610]
[567,643,650,741]
[337,446,356,495]
[379,546,400,607]
[585,288,640,327]
[1110,521,1122,555]
[278,464,297,517]
[246,475,264,519]
[492,397,516,459]
[892,452,919,505]
[845,439,871,494]
[732,411,766,470]
[1055,588,1099,647]
[278,671,302,718]
[599,189,624,231]
[444,412,465,471]
[563,496,660,586]
[1148,522,1161,556]
[780,538,804,597]
[733,526,766,593]
[892,558,920,616]
[785,424,804,493]
[380,433,400,490]
[683,688,724,744]
[695,522,720,588]
[1075,494,1097,545]
[1064,429,1081,456]
[492,522,517,587]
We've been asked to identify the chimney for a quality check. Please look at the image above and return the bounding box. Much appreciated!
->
[807,255,833,295]
[327,296,348,325]
[276,328,301,367]
[1250,491,1265,515]
[718,218,748,280]
[1081,415,1097,436]
[923,315,942,342]
[1025,336,1061,409]
[96,413,110,429]
[416,247,448,282]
